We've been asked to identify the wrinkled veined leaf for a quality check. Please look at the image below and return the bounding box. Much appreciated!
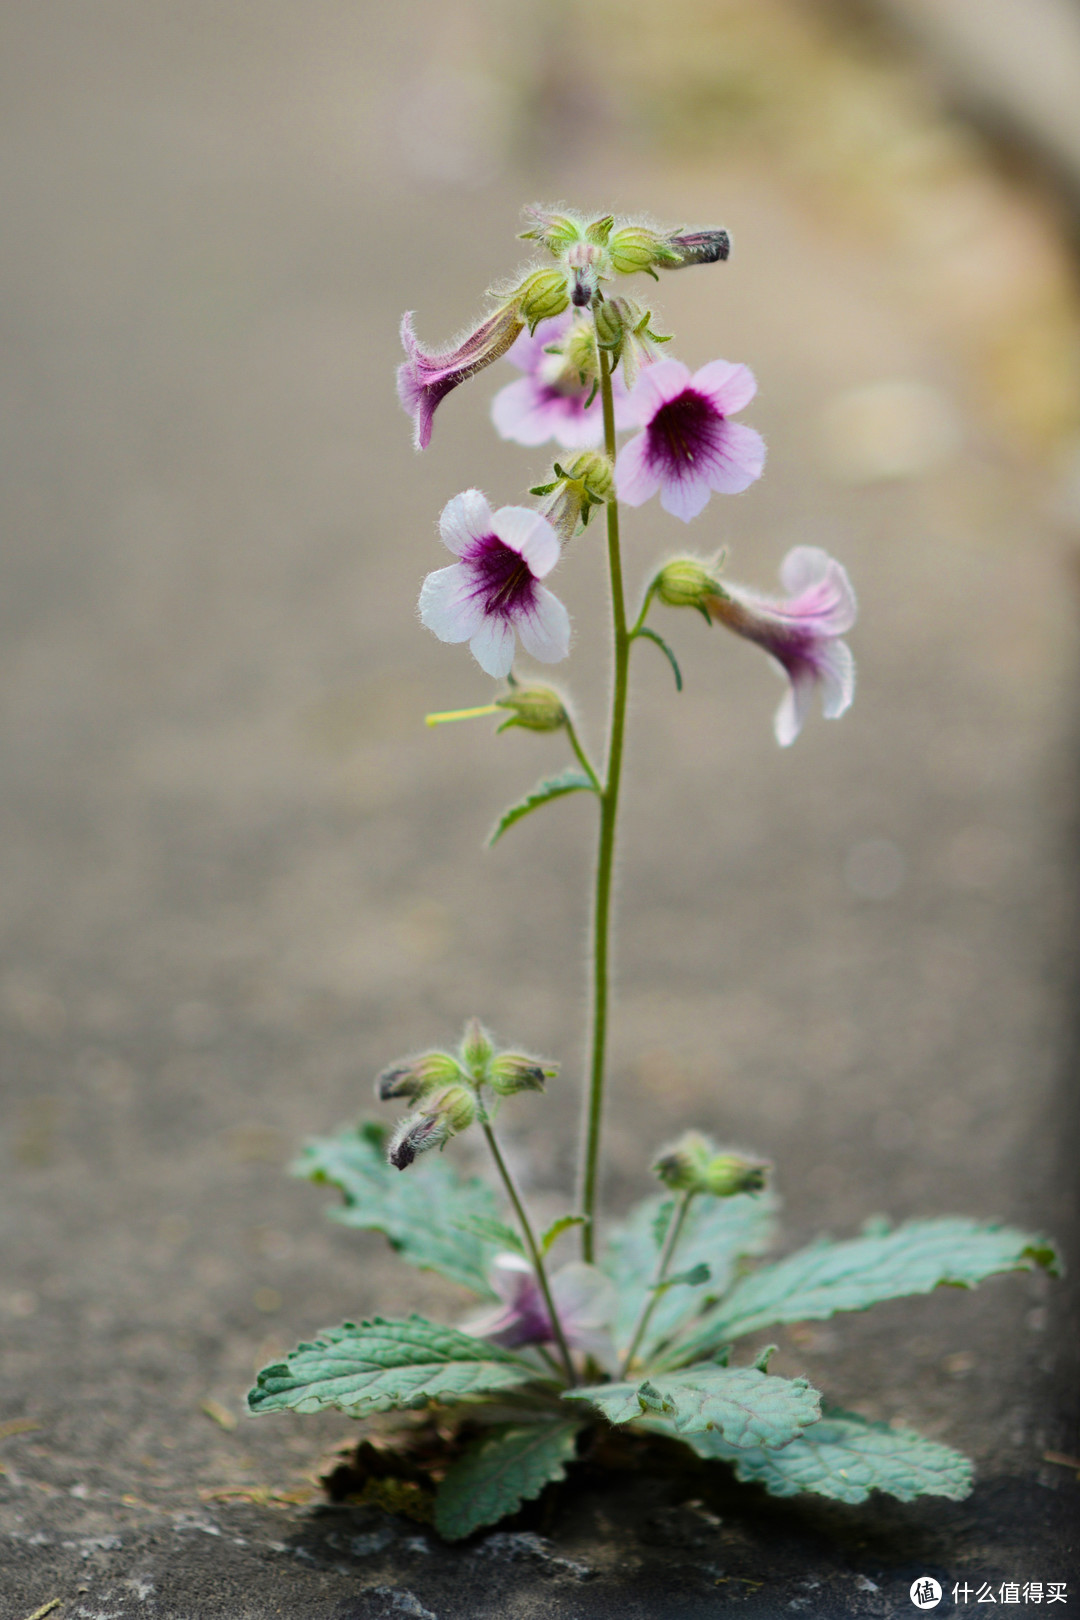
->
[488,769,596,846]
[563,1364,820,1448]
[295,1121,503,1297]
[602,1190,777,1361]
[435,1421,581,1541]
[683,1408,973,1504]
[665,1218,1059,1366]
[248,1316,538,1418]
[452,1213,524,1256]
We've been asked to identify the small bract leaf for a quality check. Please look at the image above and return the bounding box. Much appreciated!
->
[434,1421,581,1541]
[294,1122,504,1298]
[488,770,596,846]
[541,1214,586,1255]
[563,1365,820,1448]
[667,1219,1059,1364]
[684,1408,973,1504]
[247,1316,537,1419]
[657,1262,711,1291]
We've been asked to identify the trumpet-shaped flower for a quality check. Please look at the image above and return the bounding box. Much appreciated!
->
[491,314,633,449]
[615,357,765,521]
[468,1253,617,1366]
[419,490,570,678]
[398,306,525,450]
[707,546,856,746]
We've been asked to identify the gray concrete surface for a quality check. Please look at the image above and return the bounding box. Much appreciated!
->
[1,4,1078,1615]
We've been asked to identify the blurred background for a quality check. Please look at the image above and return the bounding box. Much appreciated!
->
[3,0,1080,1603]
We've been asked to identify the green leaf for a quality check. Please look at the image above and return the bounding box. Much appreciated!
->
[636,626,683,691]
[295,1121,503,1297]
[684,1408,973,1504]
[666,1218,1059,1365]
[488,770,595,846]
[434,1422,581,1541]
[451,1214,524,1256]
[659,1262,711,1290]
[248,1315,538,1418]
[541,1214,586,1255]
[603,1190,777,1361]
[563,1365,820,1447]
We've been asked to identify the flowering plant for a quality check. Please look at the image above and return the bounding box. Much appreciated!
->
[248,206,1057,1541]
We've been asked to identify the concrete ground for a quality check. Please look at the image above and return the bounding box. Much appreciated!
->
[2,3,1078,1614]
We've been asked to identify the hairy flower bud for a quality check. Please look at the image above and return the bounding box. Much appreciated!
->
[516,268,571,333]
[566,240,603,308]
[375,1050,464,1102]
[653,1131,768,1197]
[655,556,724,610]
[387,1083,478,1171]
[662,229,731,268]
[459,1017,495,1082]
[519,206,585,257]
[532,451,614,540]
[494,684,568,734]
[488,1052,558,1096]
[608,225,683,276]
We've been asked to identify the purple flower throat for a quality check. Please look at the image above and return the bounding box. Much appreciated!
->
[648,389,724,470]
[466,535,536,617]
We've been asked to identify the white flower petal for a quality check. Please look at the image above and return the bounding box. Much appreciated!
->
[693,359,758,416]
[703,422,766,494]
[516,586,570,664]
[614,431,662,507]
[492,506,560,577]
[818,638,856,719]
[772,669,813,748]
[439,489,493,556]
[469,615,517,678]
[660,469,712,522]
[779,546,830,595]
[418,564,484,642]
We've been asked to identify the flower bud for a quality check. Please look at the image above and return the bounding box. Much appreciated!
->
[519,207,585,257]
[375,1050,464,1102]
[593,297,627,353]
[608,225,683,276]
[515,268,570,333]
[532,451,614,541]
[653,1131,768,1197]
[662,229,730,268]
[655,556,724,610]
[494,685,568,734]
[387,1083,478,1170]
[488,1052,558,1096]
[459,1017,495,1081]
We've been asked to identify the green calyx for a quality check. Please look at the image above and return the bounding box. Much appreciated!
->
[655,556,725,611]
[495,684,568,734]
[653,1132,769,1198]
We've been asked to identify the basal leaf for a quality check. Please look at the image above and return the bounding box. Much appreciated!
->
[488,770,595,846]
[602,1190,777,1361]
[684,1408,973,1504]
[666,1218,1059,1365]
[563,1365,820,1448]
[434,1422,581,1541]
[295,1121,503,1297]
[248,1315,537,1418]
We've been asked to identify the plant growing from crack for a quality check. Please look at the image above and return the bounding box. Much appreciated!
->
[248,206,1058,1541]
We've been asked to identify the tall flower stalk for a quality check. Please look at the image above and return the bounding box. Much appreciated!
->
[249,206,1055,1546]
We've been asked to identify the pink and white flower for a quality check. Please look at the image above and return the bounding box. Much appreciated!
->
[707,546,856,746]
[398,305,524,451]
[419,490,570,678]
[468,1253,617,1367]
[615,357,766,521]
[490,314,634,449]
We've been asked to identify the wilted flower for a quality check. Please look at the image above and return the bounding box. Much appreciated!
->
[387,1083,478,1170]
[706,546,856,747]
[615,357,766,521]
[375,1050,465,1102]
[398,305,525,451]
[491,314,633,450]
[468,1254,617,1365]
[488,1050,557,1096]
[419,490,570,679]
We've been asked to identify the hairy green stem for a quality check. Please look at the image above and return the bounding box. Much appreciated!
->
[480,1119,577,1387]
[564,714,601,793]
[579,340,631,1264]
[619,1190,696,1377]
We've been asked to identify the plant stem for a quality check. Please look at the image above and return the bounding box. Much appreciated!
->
[579,340,631,1264]
[564,714,601,793]
[480,1119,577,1387]
[618,1191,696,1377]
